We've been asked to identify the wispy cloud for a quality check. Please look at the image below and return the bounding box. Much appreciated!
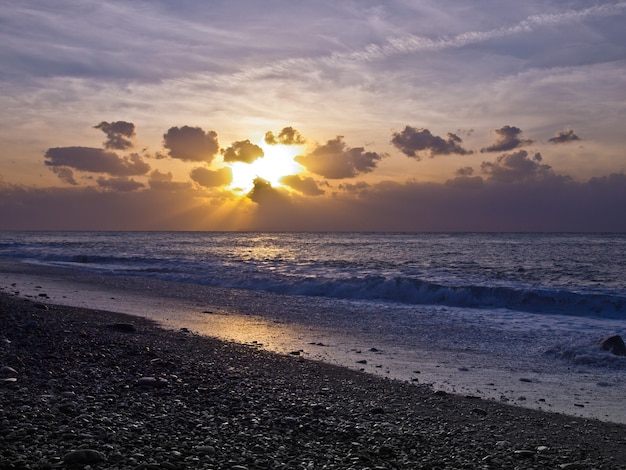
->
[228,2,626,82]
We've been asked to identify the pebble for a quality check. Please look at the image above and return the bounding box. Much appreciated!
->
[0,366,18,376]
[108,323,137,333]
[195,445,216,455]
[1,293,626,470]
[137,377,168,388]
[62,449,105,464]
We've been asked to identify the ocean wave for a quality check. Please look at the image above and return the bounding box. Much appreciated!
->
[544,341,626,370]
[264,275,626,318]
[9,244,626,319]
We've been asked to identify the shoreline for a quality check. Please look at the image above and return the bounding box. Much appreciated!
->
[2,259,626,425]
[2,292,626,468]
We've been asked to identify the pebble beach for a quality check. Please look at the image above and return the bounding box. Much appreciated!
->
[2,292,626,469]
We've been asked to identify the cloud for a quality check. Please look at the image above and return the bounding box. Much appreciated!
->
[163,126,220,162]
[445,175,484,190]
[190,166,232,188]
[149,170,192,191]
[280,174,324,196]
[265,127,306,145]
[455,166,474,176]
[96,176,144,192]
[230,4,626,83]
[222,140,264,164]
[295,136,384,179]
[481,126,533,153]
[94,121,136,150]
[549,129,581,144]
[247,177,289,204]
[2,171,626,231]
[50,166,78,185]
[480,150,557,183]
[390,126,473,160]
[44,147,151,177]
[338,181,370,192]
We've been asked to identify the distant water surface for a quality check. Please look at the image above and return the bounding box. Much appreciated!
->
[1,231,624,316]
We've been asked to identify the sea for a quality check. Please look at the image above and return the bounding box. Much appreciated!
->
[1,231,625,422]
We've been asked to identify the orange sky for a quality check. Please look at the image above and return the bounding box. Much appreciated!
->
[1,1,625,231]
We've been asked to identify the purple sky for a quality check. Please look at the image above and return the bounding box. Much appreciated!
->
[1,1,625,231]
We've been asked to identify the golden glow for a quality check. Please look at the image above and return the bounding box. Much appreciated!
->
[228,142,304,192]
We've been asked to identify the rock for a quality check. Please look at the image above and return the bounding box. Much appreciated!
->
[195,445,216,455]
[0,366,18,376]
[108,323,137,333]
[356,359,367,364]
[513,449,535,459]
[600,335,626,356]
[471,407,487,416]
[62,449,105,464]
[137,377,168,388]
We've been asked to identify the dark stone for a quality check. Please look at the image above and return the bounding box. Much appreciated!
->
[0,366,18,376]
[600,335,626,356]
[108,323,137,333]
[62,449,105,464]
[137,376,168,388]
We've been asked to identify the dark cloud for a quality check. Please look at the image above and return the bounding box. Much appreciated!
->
[588,172,626,189]
[148,170,192,191]
[265,127,306,145]
[338,181,370,192]
[94,121,136,150]
[190,167,232,188]
[2,173,626,231]
[44,147,151,177]
[96,176,144,192]
[480,150,557,183]
[163,126,219,162]
[455,166,474,176]
[50,166,78,185]
[549,129,581,144]
[445,175,484,190]
[222,140,264,164]
[481,125,533,153]
[247,177,289,204]
[390,126,473,159]
[295,136,384,179]
[280,174,324,196]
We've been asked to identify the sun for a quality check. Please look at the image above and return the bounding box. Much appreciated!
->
[227,142,304,192]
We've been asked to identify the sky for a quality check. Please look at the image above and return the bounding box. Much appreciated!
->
[1,0,625,231]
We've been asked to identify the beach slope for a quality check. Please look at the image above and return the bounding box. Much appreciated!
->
[2,292,626,469]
